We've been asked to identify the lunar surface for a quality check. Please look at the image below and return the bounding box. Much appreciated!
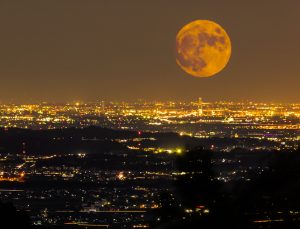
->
[176,20,231,77]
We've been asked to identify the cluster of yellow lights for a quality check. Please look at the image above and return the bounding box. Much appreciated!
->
[0,172,25,182]
[0,101,299,131]
[155,148,183,155]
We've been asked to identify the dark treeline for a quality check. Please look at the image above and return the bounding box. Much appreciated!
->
[0,127,278,155]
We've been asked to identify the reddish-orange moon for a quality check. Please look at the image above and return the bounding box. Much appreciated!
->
[176,20,231,78]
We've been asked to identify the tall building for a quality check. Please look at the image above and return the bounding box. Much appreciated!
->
[198,98,203,116]
[101,101,105,113]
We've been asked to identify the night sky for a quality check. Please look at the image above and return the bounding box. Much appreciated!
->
[0,1,299,103]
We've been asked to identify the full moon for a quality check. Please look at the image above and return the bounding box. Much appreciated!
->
[176,20,231,78]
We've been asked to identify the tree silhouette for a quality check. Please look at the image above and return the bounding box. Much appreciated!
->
[0,201,32,229]
[152,147,300,229]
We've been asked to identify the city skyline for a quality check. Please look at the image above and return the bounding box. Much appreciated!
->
[0,1,299,103]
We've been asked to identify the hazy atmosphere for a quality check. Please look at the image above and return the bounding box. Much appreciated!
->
[0,0,299,103]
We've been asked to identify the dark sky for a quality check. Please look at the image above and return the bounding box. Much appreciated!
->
[0,1,299,103]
